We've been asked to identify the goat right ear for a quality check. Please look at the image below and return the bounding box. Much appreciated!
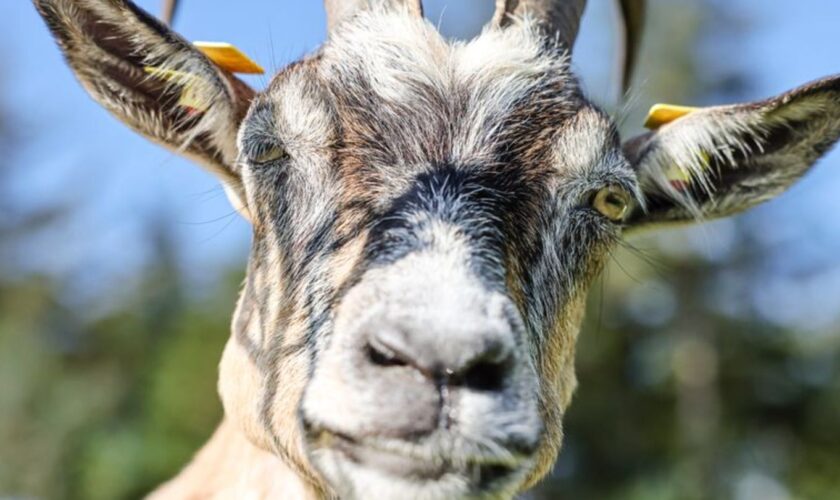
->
[623,75,840,232]
[34,0,256,219]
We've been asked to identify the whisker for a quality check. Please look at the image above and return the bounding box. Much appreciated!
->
[618,239,674,278]
[199,212,239,243]
[607,246,644,284]
[176,210,240,226]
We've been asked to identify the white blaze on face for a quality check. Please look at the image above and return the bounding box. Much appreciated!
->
[301,216,541,498]
[303,220,484,432]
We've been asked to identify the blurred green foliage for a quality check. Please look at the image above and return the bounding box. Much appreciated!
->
[532,2,840,498]
[0,225,237,498]
[2,1,840,499]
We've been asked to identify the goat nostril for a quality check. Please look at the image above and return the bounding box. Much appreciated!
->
[365,339,409,368]
[460,357,511,392]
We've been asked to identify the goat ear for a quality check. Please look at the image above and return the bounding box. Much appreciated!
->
[623,75,840,232]
[34,0,255,218]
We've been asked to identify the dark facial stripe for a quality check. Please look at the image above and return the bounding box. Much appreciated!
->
[234,275,264,369]
[351,164,541,291]
[257,340,316,482]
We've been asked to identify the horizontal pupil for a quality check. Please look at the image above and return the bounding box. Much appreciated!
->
[606,193,625,207]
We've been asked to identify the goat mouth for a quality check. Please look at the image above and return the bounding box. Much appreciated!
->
[310,429,522,489]
[332,433,450,480]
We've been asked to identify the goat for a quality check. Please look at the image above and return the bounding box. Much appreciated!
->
[33,0,840,498]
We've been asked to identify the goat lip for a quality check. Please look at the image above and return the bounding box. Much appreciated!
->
[312,429,520,485]
[333,435,450,480]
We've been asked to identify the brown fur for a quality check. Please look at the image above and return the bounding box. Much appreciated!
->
[33,1,840,498]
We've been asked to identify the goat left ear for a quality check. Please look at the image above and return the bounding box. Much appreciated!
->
[623,75,840,232]
[34,0,256,218]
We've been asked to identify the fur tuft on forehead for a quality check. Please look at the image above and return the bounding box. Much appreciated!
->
[318,9,579,166]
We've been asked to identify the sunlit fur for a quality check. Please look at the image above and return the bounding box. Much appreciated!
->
[221,11,637,496]
[33,0,840,498]
[625,78,840,229]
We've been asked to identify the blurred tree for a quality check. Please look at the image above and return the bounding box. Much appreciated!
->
[0,221,238,498]
[0,82,238,498]
[533,1,840,499]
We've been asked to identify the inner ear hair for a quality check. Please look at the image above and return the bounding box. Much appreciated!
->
[624,74,840,230]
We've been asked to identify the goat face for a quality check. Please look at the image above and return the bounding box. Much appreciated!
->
[230,14,634,497]
[34,0,840,498]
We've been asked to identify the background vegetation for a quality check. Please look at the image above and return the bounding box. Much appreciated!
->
[2,1,840,499]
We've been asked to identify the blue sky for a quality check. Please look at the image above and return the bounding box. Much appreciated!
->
[3,1,840,327]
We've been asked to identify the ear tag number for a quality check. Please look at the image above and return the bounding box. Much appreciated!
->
[644,103,700,130]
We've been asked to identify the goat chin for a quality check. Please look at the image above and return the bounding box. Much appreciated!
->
[309,447,529,500]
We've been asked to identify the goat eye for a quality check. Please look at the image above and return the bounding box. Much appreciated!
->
[248,145,288,166]
[591,186,631,222]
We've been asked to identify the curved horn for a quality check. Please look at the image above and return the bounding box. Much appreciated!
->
[491,1,646,96]
[617,0,646,94]
[161,0,179,25]
[325,0,423,34]
[491,0,587,50]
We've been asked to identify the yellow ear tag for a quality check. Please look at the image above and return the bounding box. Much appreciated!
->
[143,66,210,113]
[644,104,700,130]
[193,42,265,75]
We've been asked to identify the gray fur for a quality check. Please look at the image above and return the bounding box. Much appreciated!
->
[33,0,840,498]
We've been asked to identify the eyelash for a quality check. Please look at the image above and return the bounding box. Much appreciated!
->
[241,139,289,168]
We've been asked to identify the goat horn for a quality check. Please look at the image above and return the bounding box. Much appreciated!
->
[491,0,645,96]
[325,0,423,35]
[161,0,179,25]
[617,0,646,94]
[491,0,587,51]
